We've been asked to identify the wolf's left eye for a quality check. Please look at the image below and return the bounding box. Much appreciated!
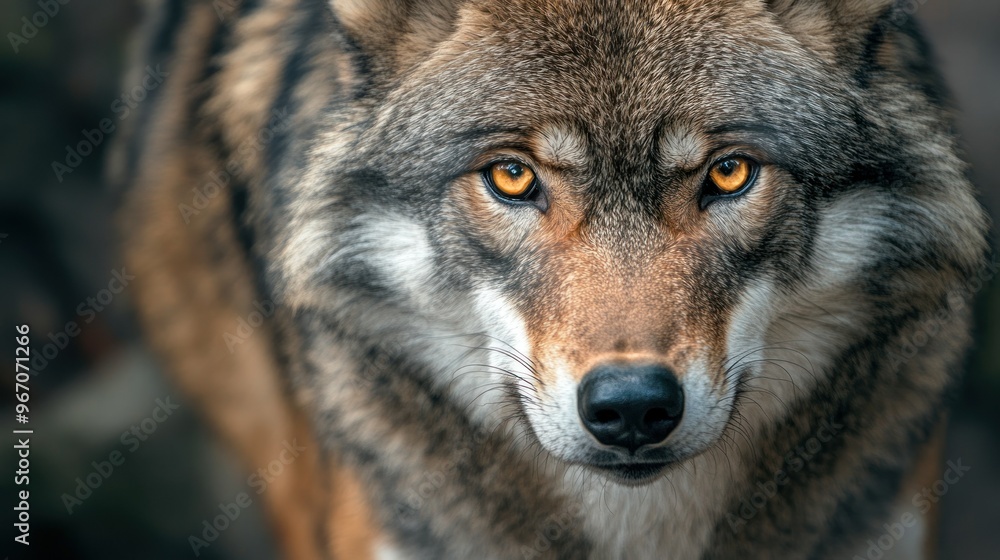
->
[706,157,756,195]
[485,162,538,201]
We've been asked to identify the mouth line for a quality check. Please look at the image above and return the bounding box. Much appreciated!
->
[585,460,673,485]
[587,458,672,467]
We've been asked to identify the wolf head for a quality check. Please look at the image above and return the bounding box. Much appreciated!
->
[264,0,988,486]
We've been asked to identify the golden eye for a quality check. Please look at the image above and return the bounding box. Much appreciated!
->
[708,157,754,194]
[488,162,536,199]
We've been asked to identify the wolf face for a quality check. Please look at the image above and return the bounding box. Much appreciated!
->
[121,0,990,556]
[270,0,986,487]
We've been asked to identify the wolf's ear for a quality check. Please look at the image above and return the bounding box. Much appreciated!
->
[329,0,465,74]
[766,0,900,58]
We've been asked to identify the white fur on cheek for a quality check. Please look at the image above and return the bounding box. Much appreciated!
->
[456,287,536,427]
[726,192,888,434]
[374,540,406,560]
[664,358,734,457]
[311,214,532,428]
[522,362,596,463]
[347,213,436,307]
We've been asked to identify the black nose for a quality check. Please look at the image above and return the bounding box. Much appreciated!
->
[577,364,684,453]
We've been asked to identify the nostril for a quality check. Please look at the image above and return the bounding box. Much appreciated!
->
[642,407,670,427]
[594,409,622,425]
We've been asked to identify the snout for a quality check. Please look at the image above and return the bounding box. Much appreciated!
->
[577,363,684,454]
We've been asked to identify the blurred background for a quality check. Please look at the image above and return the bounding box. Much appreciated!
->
[1,1,998,558]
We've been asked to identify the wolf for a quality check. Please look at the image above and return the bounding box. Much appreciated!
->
[115,0,991,558]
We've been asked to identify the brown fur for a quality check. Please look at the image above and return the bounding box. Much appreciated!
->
[116,0,990,557]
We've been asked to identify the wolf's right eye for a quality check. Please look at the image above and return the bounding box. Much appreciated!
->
[708,157,754,194]
[700,156,759,208]
[484,162,538,202]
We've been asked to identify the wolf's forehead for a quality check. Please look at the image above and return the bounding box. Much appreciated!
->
[380,0,834,173]
[527,121,708,173]
[452,0,787,123]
